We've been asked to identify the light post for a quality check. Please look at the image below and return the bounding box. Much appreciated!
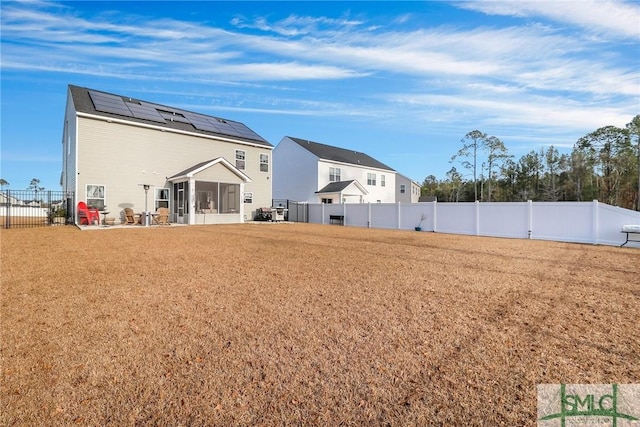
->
[139,184,152,226]
[143,184,150,212]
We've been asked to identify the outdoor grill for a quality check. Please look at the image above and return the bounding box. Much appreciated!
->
[254,207,273,221]
[254,206,288,222]
[271,206,288,222]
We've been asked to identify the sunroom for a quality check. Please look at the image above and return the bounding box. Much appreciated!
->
[168,158,251,225]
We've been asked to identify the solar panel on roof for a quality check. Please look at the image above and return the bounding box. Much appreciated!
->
[229,122,265,141]
[89,90,133,118]
[190,120,219,132]
[208,119,236,135]
[126,103,167,123]
[87,89,266,143]
[159,111,191,124]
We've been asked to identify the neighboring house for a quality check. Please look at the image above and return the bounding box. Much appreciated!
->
[61,85,273,225]
[396,173,421,203]
[273,136,396,204]
[0,193,23,206]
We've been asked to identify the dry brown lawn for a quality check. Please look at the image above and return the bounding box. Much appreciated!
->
[1,224,638,426]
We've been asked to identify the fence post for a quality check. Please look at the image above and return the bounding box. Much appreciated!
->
[592,200,599,245]
[6,190,11,229]
[47,190,52,226]
[321,203,325,225]
[527,200,533,239]
[398,202,401,229]
[475,200,480,236]
[343,202,347,226]
[368,202,371,228]
[432,200,437,232]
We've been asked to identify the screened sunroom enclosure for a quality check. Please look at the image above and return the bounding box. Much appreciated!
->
[195,181,241,214]
[168,158,251,225]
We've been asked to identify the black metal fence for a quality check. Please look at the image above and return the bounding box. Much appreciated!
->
[272,199,308,223]
[1,190,75,229]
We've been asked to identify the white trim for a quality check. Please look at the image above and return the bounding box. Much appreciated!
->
[77,112,273,150]
[349,180,368,195]
[169,157,252,183]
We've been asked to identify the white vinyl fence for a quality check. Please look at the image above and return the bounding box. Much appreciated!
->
[309,201,640,247]
[0,206,49,218]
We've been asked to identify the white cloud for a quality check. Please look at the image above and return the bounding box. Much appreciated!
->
[458,0,640,40]
[231,14,364,36]
[1,1,636,142]
[388,91,632,132]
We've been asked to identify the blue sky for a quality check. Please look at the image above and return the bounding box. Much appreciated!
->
[1,1,639,191]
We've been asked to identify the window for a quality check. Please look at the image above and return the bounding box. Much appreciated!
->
[381,175,386,187]
[244,192,253,203]
[86,184,105,210]
[400,184,406,194]
[195,181,240,214]
[260,154,269,172]
[329,167,341,182]
[235,150,246,170]
[321,198,333,204]
[155,188,169,209]
[367,173,376,186]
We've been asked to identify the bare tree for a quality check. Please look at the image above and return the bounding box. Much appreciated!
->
[28,178,45,203]
[483,136,511,202]
[446,167,463,202]
[451,130,487,201]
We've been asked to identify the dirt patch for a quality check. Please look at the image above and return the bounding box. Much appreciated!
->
[1,224,638,426]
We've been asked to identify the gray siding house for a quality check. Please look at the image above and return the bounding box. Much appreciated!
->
[396,173,422,203]
[61,85,273,225]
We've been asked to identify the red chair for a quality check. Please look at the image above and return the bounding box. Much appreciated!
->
[78,201,100,225]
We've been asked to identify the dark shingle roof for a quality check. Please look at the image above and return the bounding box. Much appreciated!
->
[288,136,394,171]
[316,180,356,193]
[69,85,272,147]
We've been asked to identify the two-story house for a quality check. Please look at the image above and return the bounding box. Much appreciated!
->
[61,85,273,225]
[273,136,397,204]
[396,173,422,203]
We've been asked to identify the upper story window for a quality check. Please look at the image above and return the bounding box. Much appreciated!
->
[329,167,341,182]
[400,184,406,194]
[381,175,386,187]
[367,173,376,186]
[235,150,246,170]
[260,154,269,172]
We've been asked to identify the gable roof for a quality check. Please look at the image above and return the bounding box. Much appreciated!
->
[316,180,368,195]
[69,85,272,147]
[168,157,251,182]
[287,136,395,171]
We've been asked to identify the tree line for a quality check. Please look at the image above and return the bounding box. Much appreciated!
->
[421,115,640,211]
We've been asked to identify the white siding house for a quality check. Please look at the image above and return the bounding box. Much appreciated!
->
[273,136,397,204]
[61,85,273,225]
